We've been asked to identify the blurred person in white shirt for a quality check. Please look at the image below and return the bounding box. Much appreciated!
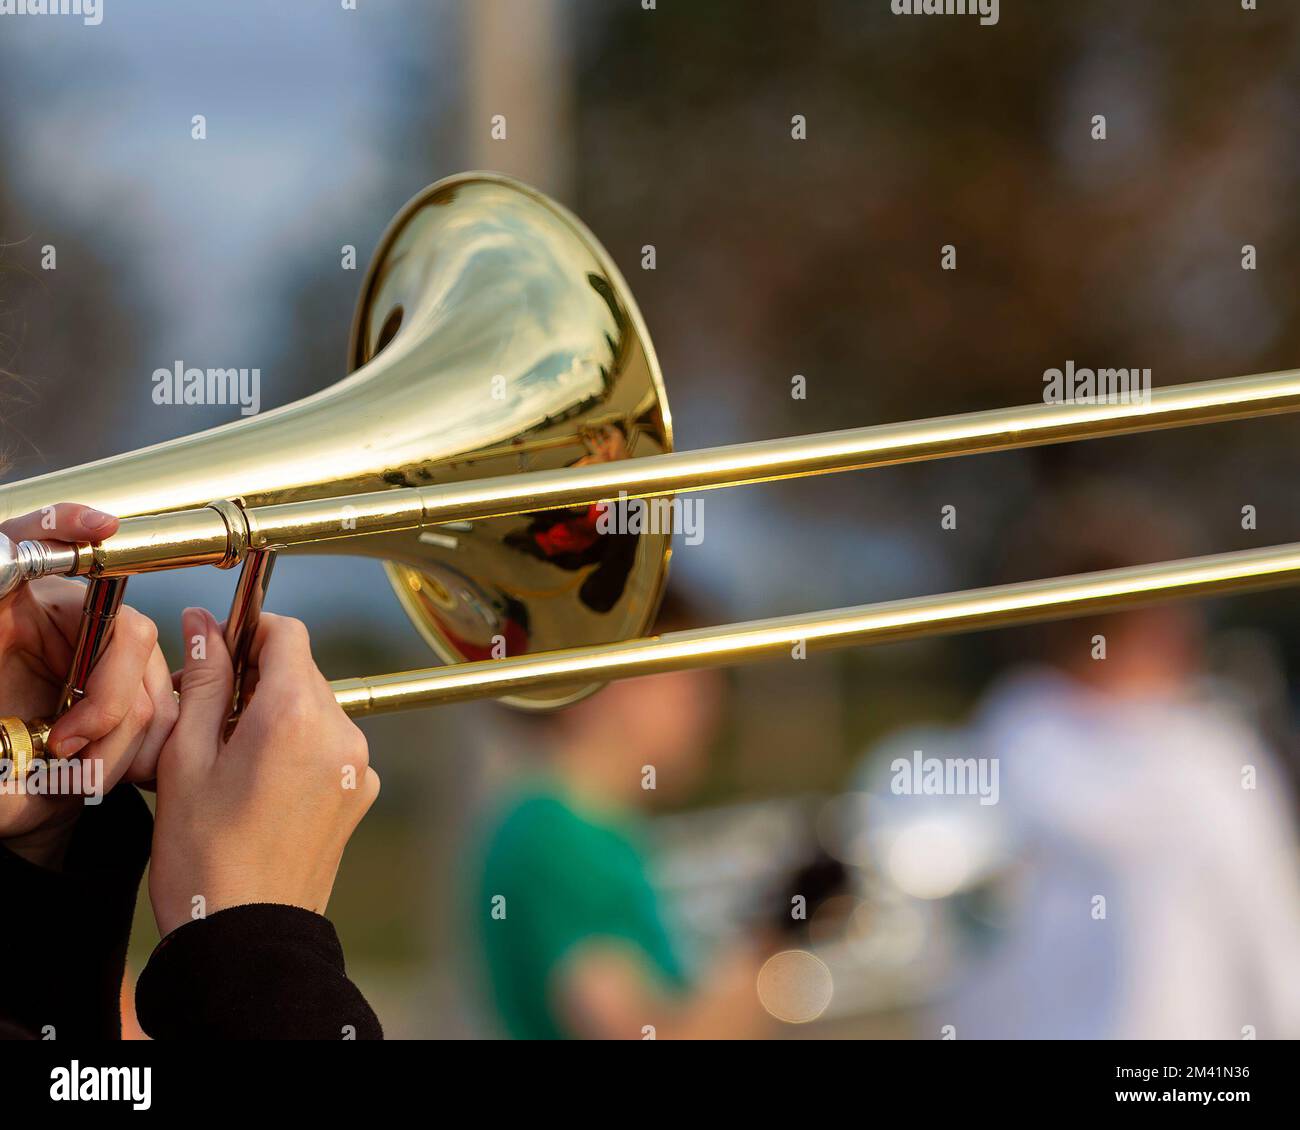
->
[925,486,1300,1039]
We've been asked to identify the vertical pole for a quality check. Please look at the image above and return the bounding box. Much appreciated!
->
[466,0,574,200]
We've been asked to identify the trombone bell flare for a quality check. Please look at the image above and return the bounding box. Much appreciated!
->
[0,173,674,709]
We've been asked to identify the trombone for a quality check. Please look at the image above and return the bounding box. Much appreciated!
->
[2,172,1299,761]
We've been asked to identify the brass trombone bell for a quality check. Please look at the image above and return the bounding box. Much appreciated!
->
[0,172,674,711]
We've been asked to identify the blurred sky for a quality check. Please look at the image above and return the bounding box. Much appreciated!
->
[3,1,446,353]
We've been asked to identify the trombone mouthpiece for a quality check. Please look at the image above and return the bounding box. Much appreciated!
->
[0,715,48,775]
[0,533,78,598]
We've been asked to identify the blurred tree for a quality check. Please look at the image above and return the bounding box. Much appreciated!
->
[571,0,1300,774]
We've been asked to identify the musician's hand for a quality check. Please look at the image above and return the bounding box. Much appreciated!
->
[149,608,379,937]
[0,505,177,867]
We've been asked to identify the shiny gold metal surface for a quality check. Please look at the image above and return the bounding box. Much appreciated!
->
[330,540,1300,713]
[0,716,39,776]
[344,175,670,707]
[0,172,674,708]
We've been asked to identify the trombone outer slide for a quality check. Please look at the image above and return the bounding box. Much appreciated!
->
[333,540,1300,715]
[5,539,1296,752]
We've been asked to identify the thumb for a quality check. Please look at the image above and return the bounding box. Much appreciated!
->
[169,607,234,758]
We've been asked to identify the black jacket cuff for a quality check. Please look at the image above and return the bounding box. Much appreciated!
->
[0,784,152,1040]
[136,904,383,1041]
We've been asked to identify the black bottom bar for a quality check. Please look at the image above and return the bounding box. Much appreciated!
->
[2,1036,1288,1115]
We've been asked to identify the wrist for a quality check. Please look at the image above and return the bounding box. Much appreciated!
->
[151,851,336,938]
[154,896,326,940]
[151,877,328,939]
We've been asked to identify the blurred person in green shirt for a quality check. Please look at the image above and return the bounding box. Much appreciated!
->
[471,592,774,1040]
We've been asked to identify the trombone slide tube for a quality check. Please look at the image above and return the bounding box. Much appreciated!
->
[7,369,1300,581]
[330,541,1300,714]
[256,369,1300,546]
[5,541,1299,753]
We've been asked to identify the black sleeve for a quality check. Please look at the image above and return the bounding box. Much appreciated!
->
[135,904,383,1040]
[0,784,153,1041]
